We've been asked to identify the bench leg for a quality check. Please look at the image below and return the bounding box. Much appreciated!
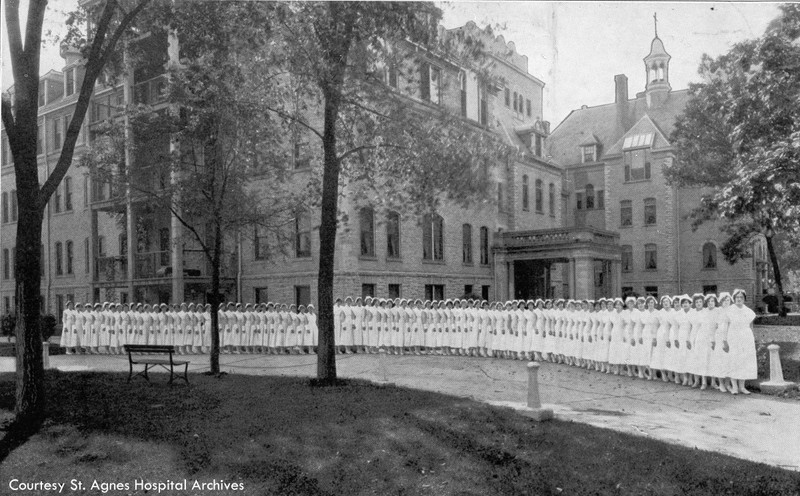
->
[128,360,133,383]
[169,362,174,385]
[183,363,189,385]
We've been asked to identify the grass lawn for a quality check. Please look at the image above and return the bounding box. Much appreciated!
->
[1,371,799,496]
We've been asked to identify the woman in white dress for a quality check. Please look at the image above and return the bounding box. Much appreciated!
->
[600,299,614,373]
[541,300,555,362]
[672,295,693,386]
[651,296,672,382]
[640,296,658,380]
[692,294,717,390]
[619,297,635,377]
[727,289,757,395]
[531,300,545,362]
[684,294,705,387]
[711,293,733,392]
[340,297,354,353]
[607,298,626,375]
[60,301,76,354]
[307,304,319,352]
[409,299,423,355]
[296,305,309,353]
[353,297,365,354]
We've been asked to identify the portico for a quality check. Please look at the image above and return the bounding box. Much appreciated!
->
[493,227,622,301]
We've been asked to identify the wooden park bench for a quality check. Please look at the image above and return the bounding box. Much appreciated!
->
[124,344,189,385]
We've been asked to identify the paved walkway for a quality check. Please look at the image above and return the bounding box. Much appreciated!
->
[2,352,799,471]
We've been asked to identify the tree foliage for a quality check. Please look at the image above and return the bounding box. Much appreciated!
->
[667,3,800,315]
[264,2,512,381]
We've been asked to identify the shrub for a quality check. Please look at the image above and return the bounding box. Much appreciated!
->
[41,314,58,341]
[1,314,15,341]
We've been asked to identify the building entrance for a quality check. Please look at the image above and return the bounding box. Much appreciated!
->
[513,260,552,300]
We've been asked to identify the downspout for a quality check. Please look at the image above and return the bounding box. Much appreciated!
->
[674,184,680,293]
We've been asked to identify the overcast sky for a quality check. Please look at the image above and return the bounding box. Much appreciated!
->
[3,1,781,126]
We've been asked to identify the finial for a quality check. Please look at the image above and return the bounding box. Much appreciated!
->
[654,12,658,38]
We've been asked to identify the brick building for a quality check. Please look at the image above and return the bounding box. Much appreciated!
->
[1,21,770,316]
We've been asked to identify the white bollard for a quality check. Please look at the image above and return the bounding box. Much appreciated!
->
[768,344,786,383]
[759,344,797,394]
[375,348,393,386]
[525,362,553,421]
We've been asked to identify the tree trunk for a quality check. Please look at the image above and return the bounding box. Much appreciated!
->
[765,233,787,317]
[316,90,342,384]
[14,182,46,424]
[209,223,222,374]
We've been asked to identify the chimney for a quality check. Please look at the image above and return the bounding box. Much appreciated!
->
[614,74,628,103]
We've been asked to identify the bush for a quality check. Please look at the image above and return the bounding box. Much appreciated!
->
[41,314,58,341]
[1,314,15,341]
[755,315,800,326]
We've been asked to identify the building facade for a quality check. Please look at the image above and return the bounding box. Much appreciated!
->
[0,22,769,318]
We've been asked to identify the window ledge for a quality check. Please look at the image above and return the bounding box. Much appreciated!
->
[358,255,378,261]
[619,224,633,229]
[386,257,403,263]
[422,259,446,265]
[644,268,658,272]
[643,222,657,227]
[294,255,312,260]
[462,262,474,267]
[623,178,652,184]
[701,267,718,271]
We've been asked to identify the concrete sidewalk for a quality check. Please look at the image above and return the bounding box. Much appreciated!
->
[2,352,798,471]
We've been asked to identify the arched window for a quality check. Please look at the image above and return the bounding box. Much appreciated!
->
[359,207,375,257]
[585,184,595,209]
[657,63,665,81]
[549,183,555,215]
[535,179,543,212]
[479,226,489,265]
[55,241,63,275]
[702,242,717,269]
[522,175,529,211]
[644,198,657,225]
[422,213,444,261]
[1,192,7,223]
[462,224,473,264]
[386,211,401,259]
[650,65,658,82]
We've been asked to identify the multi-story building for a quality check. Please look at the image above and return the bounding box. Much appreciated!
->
[0,21,769,318]
[543,31,769,300]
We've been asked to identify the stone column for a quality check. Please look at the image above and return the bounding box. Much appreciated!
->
[494,254,508,302]
[573,256,594,300]
[507,261,515,302]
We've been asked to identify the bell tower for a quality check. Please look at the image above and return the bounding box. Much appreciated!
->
[643,13,671,107]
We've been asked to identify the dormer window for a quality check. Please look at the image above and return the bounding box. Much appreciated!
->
[65,68,76,97]
[582,145,596,163]
[534,133,543,158]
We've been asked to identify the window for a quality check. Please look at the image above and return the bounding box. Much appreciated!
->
[703,284,718,295]
[576,192,584,210]
[51,116,63,152]
[66,240,73,274]
[549,183,555,215]
[64,177,72,211]
[254,227,269,260]
[596,189,605,209]
[644,198,657,225]
[56,295,64,325]
[425,284,444,301]
[535,179,543,212]
[55,242,63,275]
[386,211,401,259]
[119,233,127,256]
[1,133,8,166]
[295,215,311,258]
[482,285,490,300]
[645,243,657,270]
[621,245,633,272]
[462,224,473,264]
[10,248,14,279]
[83,175,89,206]
[1,192,7,223]
[37,125,43,155]
[361,284,375,299]
[459,72,467,117]
[10,190,16,222]
[504,88,510,107]
[620,200,632,226]
[582,146,596,163]
[622,286,635,298]
[422,213,444,261]
[388,284,401,299]
[464,284,473,295]
[159,228,170,266]
[295,285,311,307]
[534,134,543,158]
[522,175,529,211]
[255,287,268,304]
[702,242,717,269]
[293,141,310,169]
[38,81,45,107]
[645,286,658,298]
[585,184,595,209]
[3,297,8,313]
[54,182,62,213]
[420,62,441,105]
[84,238,90,273]
[513,91,518,112]
[479,226,489,265]
[526,99,532,117]
[359,207,375,257]
[623,148,651,182]
[497,183,505,212]
[1,249,8,279]
[98,235,106,257]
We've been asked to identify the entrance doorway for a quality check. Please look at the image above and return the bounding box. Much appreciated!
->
[514,260,551,300]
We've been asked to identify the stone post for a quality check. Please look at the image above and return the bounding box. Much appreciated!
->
[42,341,50,369]
[759,344,797,394]
[524,362,553,421]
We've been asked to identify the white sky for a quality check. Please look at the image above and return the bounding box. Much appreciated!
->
[3,1,781,125]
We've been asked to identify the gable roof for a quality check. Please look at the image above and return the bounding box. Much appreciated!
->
[547,88,690,167]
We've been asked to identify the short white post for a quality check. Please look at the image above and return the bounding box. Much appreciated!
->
[42,341,50,369]
[768,344,785,383]
[379,348,388,383]
[527,361,542,408]
[524,362,554,421]
[759,343,797,394]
